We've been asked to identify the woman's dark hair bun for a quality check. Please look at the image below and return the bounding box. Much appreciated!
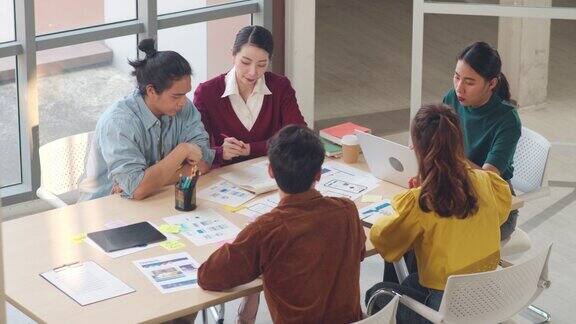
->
[138,38,157,58]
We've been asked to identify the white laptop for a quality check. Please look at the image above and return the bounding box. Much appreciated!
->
[355,131,418,188]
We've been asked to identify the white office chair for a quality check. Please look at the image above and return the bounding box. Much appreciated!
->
[502,127,552,257]
[354,294,399,324]
[510,127,552,200]
[383,245,552,324]
[390,127,553,322]
[36,132,93,208]
[501,127,552,321]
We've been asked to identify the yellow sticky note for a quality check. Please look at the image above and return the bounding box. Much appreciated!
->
[361,194,383,203]
[160,240,186,250]
[224,205,245,213]
[71,232,87,244]
[159,224,182,234]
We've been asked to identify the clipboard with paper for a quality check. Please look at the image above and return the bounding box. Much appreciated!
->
[40,261,135,306]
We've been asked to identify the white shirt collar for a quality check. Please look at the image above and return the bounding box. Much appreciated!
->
[221,67,272,98]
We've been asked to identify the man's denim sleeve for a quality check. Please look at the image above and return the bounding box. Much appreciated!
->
[99,117,146,199]
[181,100,215,166]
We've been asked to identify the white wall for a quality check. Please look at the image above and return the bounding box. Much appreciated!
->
[284,0,316,127]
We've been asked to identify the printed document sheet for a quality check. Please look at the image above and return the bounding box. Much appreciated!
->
[134,252,200,294]
[41,261,134,306]
[163,209,241,246]
[219,160,277,194]
[197,180,256,207]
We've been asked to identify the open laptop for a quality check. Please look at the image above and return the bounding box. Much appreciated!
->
[356,131,418,188]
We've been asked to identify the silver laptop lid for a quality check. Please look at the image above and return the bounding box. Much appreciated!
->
[355,131,418,189]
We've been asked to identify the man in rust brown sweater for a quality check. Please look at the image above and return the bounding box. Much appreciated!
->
[198,125,366,323]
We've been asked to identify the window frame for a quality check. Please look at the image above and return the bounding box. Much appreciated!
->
[0,0,274,204]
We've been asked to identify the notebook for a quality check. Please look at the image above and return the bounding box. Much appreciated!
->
[321,138,342,157]
[219,162,278,195]
[319,122,371,145]
[87,222,167,252]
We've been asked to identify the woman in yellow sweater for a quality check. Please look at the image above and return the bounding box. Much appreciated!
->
[366,104,512,323]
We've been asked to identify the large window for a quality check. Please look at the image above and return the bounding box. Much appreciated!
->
[0,0,271,202]
[0,0,15,43]
[158,0,244,15]
[37,36,136,145]
[0,57,21,188]
[157,14,251,96]
[34,0,137,36]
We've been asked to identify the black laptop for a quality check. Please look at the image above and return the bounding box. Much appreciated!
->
[87,222,167,252]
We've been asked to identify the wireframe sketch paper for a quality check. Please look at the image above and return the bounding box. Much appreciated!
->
[359,199,394,225]
[237,193,281,219]
[41,261,134,306]
[316,161,380,201]
[133,252,200,294]
[197,180,256,207]
[163,209,241,246]
[219,160,277,194]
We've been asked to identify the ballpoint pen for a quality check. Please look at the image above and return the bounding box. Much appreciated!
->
[221,133,246,149]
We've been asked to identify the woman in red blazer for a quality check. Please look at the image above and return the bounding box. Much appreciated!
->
[194,25,306,168]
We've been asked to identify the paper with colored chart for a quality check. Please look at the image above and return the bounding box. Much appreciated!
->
[163,209,241,246]
[133,252,200,294]
[358,199,394,225]
[197,180,256,207]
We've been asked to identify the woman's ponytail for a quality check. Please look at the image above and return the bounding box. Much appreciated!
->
[412,104,478,218]
[496,72,511,102]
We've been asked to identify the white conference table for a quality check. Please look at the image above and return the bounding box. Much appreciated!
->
[2,156,523,323]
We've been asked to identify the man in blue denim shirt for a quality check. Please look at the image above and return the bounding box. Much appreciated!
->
[78,39,214,202]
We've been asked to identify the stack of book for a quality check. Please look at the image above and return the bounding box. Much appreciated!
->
[319,122,371,157]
